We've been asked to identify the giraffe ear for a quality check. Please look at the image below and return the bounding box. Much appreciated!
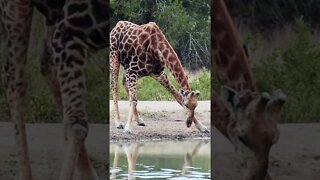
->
[180,88,189,97]
[220,85,238,111]
[191,90,200,97]
[266,89,286,112]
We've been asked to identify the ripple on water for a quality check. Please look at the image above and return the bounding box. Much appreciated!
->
[111,166,210,179]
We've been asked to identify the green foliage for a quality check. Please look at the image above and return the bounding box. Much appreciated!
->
[226,0,320,31]
[253,19,320,122]
[111,69,210,101]
[110,0,210,69]
[189,70,211,100]
[86,51,108,123]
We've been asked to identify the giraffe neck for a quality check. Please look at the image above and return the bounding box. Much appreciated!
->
[212,0,256,92]
[152,24,190,90]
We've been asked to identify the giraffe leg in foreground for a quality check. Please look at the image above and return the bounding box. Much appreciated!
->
[40,26,97,180]
[151,72,209,133]
[50,29,98,179]
[76,145,98,180]
[1,1,34,179]
[110,51,123,129]
[122,74,145,126]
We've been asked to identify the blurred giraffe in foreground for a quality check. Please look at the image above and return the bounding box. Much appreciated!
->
[212,0,286,179]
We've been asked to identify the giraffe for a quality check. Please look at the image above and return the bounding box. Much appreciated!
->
[0,0,108,179]
[212,0,286,180]
[110,21,209,134]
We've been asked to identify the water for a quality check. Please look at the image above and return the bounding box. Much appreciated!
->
[110,140,210,180]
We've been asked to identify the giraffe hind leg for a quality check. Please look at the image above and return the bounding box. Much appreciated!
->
[123,73,139,134]
[110,51,123,129]
[122,74,145,126]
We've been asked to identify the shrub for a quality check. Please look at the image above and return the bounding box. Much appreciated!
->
[253,19,320,122]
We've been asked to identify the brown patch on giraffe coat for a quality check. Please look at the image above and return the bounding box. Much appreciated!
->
[162,49,169,58]
[139,33,149,44]
[150,34,158,48]
[168,55,175,62]
[124,43,130,51]
[212,17,226,35]
[220,34,236,56]
[228,58,242,81]
[218,50,229,68]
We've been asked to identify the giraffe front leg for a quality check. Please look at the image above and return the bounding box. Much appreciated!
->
[1,1,34,179]
[110,51,124,129]
[123,73,139,134]
[151,72,183,104]
[52,37,98,180]
[77,144,99,180]
[122,74,145,126]
[193,116,209,133]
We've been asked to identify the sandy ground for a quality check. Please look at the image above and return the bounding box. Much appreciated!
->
[109,101,211,142]
[0,123,108,180]
[213,123,320,180]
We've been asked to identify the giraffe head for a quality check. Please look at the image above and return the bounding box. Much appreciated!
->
[180,89,201,127]
[220,86,286,179]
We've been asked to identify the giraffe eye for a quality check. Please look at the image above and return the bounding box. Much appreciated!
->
[238,135,249,147]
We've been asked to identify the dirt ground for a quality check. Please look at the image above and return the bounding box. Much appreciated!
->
[0,123,108,180]
[109,101,211,142]
[213,123,320,180]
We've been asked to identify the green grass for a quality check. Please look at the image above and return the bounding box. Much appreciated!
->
[110,69,211,101]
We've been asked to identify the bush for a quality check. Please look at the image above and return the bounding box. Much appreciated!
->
[253,19,320,122]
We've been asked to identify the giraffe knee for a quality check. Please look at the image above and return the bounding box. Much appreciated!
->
[132,100,138,106]
[69,119,88,142]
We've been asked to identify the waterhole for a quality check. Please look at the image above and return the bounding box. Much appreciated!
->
[110,139,210,179]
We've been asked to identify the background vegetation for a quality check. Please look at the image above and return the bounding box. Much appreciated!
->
[1,1,319,123]
[0,0,210,123]
[223,0,320,123]
[252,19,320,123]
[110,0,211,69]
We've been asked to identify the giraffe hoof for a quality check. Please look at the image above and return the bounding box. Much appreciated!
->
[197,124,210,133]
[136,118,145,126]
[116,123,124,129]
[200,127,210,133]
[137,122,146,126]
[186,121,192,128]
[124,125,133,134]
[203,129,210,133]
[186,117,193,128]
[124,128,132,134]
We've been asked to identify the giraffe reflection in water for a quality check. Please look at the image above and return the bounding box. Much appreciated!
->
[110,140,210,179]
